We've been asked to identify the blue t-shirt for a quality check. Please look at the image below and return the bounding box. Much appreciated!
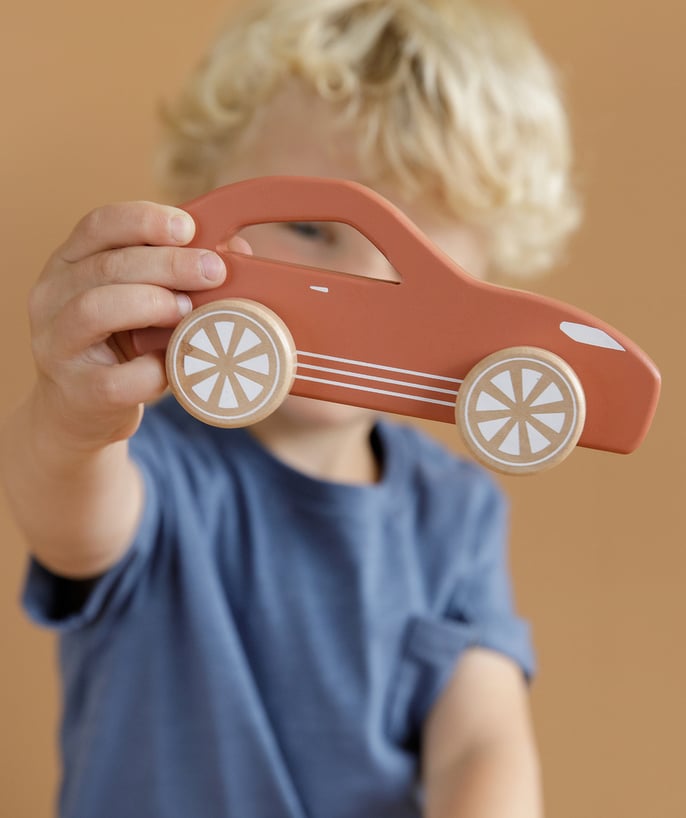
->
[23,397,534,818]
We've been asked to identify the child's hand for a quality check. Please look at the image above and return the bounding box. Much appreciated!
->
[28,201,233,448]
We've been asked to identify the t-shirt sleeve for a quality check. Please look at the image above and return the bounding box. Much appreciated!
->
[21,455,161,633]
[444,482,536,678]
[385,471,535,749]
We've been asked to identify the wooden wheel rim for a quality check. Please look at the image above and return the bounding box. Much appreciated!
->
[457,348,585,474]
[167,300,295,427]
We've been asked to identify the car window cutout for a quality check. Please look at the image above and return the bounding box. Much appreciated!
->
[236,221,402,283]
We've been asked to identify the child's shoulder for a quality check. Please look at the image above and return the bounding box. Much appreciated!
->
[137,395,235,450]
[131,395,247,479]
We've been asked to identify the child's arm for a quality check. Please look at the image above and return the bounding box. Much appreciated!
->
[0,202,228,578]
[421,649,542,818]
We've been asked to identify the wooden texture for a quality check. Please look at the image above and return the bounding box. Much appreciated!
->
[178,177,658,461]
[167,299,296,427]
[456,347,586,475]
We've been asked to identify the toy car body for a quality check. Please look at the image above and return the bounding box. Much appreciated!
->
[166,176,660,474]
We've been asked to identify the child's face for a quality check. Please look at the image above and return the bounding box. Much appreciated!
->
[216,84,488,432]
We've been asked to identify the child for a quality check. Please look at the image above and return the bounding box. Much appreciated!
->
[1,1,579,816]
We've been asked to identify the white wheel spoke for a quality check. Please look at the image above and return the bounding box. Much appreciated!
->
[235,373,264,402]
[476,392,509,412]
[491,371,516,402]
[499,424,521,456]
[238,353,270,375]
[526,422,551,454]
[189,328,218,357]
[218,377,239,409]
[521,368,543,401]
[184,356,216,376]
[215,321,235,354]
[192,372,219,402]
[530,382,564,407]
[235,327,261,357]
[532,412,566,433]
[478,416,511,442]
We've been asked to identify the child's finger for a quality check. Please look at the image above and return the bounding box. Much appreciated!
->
[52,283,192,358]
[75,234,251,293]
[81,352,171,411]
[80,245,227,293]
[127,327,174,356]
[58,202,197,263]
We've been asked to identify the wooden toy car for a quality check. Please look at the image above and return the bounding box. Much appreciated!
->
[166,176,660,475]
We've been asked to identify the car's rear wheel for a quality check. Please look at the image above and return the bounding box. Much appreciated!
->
[456,347,586,475]
[166,299,296,427]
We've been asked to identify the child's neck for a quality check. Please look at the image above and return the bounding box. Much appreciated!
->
[249,413,380,485]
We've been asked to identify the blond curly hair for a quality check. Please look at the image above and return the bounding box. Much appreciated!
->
[156,0,581,277]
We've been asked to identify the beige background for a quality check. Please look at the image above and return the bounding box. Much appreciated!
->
[1,2,683,816]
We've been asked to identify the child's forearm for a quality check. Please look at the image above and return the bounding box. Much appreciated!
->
[423,734,543,818]
[421,650,543,818]
[0,387,144,578]
[2,200,223,577]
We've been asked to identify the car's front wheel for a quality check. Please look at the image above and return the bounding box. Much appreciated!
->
[456,347,586,475]
[166,298,296,428]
